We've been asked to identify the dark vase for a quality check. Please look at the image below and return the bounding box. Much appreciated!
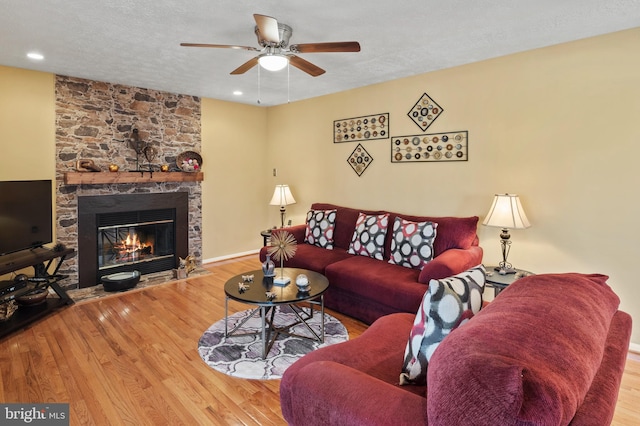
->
[262,254,275,277]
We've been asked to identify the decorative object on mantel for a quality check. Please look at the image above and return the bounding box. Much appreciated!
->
[176,150,202,172]
[334,113,389,143]
[160,164,170,172]
[407,92,444,131]
[128,129,150,172]
[347,143,373,176]
[75,159,101,172]
[391,131,468,163]
[108,164,119,172]
[482,193,531,275]
[267,230,297,285]
[142,145,157,170]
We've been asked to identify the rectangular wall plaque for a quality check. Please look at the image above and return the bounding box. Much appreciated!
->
[334,113,389,143]
[391,131,468,163]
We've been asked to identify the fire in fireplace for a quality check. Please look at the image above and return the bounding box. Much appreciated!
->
[98,216,175,271]
[78,193,189,288]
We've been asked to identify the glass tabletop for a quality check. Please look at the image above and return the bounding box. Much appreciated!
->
[224,268,329,306]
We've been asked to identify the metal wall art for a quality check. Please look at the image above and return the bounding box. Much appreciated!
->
[334,113,389,143]
[391,131,468,163]
[407,93,443,132]
[348,144,373,176]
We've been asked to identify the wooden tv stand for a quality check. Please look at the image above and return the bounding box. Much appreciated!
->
[0,247,75,339]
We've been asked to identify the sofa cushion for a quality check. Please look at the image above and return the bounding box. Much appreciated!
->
[427,273,621,426]
[400,264,485,385]
[304,209,337,249]
[347,213,390,260]
[281,244,353,273]
[324,256,425,315]
[388,217,437,270]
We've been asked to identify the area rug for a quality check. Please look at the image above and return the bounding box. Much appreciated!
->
[198,305,348,380]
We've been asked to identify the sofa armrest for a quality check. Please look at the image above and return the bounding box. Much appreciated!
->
[279,224,306,242]
[418,245,483,283]
[259,225,306,261]
[282,361,427,426]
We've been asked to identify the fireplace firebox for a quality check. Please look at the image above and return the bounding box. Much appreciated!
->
[77,193,189,288]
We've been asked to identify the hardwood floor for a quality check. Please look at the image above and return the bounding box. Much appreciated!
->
[0,255,638,425]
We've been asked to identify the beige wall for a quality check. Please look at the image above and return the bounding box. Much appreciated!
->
[201,98,269,258]
[1,27,638,345]
[0,66,55,180]
[267,27,640,345]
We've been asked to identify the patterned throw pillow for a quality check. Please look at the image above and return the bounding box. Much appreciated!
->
[388,217,437,269]
[347,213,390,260]
[304,209,337,249]
[399,264,486,385]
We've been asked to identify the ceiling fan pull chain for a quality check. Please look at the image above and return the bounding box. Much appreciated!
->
[257,65,261,105]
[287,62,290,104]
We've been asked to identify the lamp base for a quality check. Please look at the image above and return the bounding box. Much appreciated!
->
[495,266,517,275]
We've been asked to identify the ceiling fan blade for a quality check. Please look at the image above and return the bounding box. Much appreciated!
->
[180,43,259,51]
[230,57,259,75]
[288,55,325,77]
[253,14,280,43]
[290,41,361,53]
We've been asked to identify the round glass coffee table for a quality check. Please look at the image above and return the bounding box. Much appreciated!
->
[223,267,329,358]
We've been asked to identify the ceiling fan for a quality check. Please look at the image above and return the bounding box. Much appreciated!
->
[181,14,361,77]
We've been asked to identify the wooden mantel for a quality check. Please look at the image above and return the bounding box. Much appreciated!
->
[63,171,204,185]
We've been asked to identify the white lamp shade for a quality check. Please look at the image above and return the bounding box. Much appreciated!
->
[258,54,288,71]
[482,194,531,229]
[270,185,296,207]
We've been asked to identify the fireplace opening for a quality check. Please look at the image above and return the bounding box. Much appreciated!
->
[97,210,175,273]
[78,193,189,288]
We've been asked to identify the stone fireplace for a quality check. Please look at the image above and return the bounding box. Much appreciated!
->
[54,75,202,289]
[77,193,189,288]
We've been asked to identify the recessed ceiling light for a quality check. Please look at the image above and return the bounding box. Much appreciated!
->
[233,91,243,96]
[27,52,44,60]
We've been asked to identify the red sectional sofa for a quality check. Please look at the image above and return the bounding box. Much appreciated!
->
[280,273,632,425]
[259,203,483,324]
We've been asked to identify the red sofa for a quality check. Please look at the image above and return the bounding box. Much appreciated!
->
[259,203,483,324]
[280,273,632,425]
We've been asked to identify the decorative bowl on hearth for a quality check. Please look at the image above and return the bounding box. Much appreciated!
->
[101,270,141,292]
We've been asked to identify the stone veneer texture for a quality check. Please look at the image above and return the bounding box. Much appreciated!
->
[55,75,202,289]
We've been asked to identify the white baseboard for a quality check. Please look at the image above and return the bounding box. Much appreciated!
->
[202,249,260,265]
[629,342,640,354]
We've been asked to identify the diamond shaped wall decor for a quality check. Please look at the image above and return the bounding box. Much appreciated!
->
[408,93,443,132]
[347,144,373,176]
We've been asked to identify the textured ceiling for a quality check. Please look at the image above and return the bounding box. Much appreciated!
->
[1,0,639,106]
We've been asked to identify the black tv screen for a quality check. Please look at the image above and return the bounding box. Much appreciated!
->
[0,180,53,256]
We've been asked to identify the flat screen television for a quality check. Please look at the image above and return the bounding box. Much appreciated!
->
[0,180,53,256]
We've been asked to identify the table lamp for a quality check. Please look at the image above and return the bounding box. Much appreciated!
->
[270,184,296,228]
[482,193,530,275]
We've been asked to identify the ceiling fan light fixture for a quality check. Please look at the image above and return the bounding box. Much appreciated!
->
[258,54,288,72]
